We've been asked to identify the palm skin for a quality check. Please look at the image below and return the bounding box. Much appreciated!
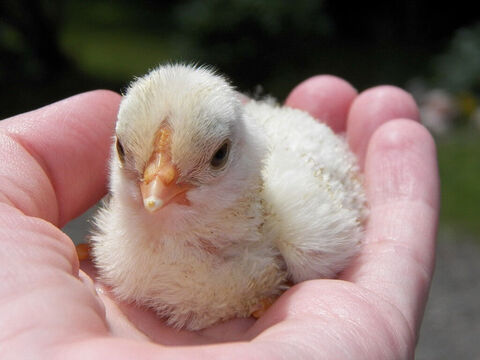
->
[0,76,438,359]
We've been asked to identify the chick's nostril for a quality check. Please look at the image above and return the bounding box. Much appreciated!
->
[158,165,176,185]
[143,152,162,184]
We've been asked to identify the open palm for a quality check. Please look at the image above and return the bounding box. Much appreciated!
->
[0,76,438,359]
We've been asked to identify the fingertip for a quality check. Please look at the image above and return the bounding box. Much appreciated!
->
[368,118,434,155]
[365,118,439,209]
[51,90,122,225]
[347,86,420,167]
[66,90,122,118]
[56,90,121,225]
[285,75,358,133]
[2,90,122,226]
[351,85,419,118]
[77,89,121,101]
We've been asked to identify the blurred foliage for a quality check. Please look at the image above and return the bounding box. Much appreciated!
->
[2,0,476,115]
[433,22,480,94]
[59,0,174,84]
[172,0,331,91]
[0,0,69,80]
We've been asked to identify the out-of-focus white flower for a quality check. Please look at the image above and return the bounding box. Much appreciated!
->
[420,89,458,136]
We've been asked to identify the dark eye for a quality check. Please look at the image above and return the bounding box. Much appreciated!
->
[210,140,231,169]
[116,137,125,164]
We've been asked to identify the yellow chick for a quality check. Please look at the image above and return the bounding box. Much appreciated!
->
[91,64,367,330]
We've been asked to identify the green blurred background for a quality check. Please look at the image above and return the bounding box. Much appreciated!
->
[1,0,479,239]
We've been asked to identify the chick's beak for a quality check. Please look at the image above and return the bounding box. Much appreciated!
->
[140,128,191,212]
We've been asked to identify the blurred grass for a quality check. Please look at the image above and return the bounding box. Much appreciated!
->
[437,129,480,237]
[60,26,174,83]
[59,0,179,85]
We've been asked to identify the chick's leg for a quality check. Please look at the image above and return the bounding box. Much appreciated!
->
[76,243,91,261]
[251,297,275,318]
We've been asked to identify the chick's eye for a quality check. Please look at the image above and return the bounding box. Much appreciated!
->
[210,140,231,169]
[116,137,125,164]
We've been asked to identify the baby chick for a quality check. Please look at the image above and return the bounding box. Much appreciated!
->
[91,64,367,330]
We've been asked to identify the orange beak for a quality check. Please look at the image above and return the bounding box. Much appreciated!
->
[140,128,191,212]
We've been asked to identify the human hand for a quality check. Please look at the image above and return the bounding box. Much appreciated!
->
[0,76,438,359]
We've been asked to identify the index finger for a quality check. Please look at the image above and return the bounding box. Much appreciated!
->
[0,90,121,226]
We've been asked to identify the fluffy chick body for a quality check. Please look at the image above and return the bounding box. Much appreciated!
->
[92,64,366,330]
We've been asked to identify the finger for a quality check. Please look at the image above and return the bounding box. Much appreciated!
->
[0,206,110,356]
[347,86,419,168]
[343,119,439,335]
[285,75,358,133]
[0,90,121,226]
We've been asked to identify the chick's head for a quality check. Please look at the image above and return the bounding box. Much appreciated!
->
[110,64,264,228]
